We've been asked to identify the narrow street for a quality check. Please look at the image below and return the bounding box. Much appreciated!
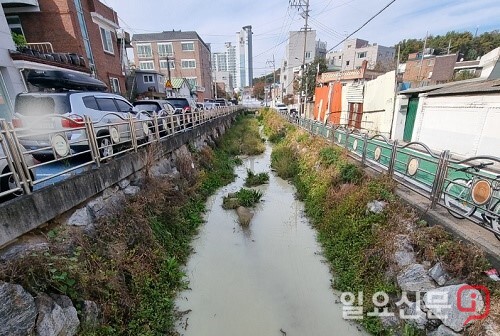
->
[176,142,366,336]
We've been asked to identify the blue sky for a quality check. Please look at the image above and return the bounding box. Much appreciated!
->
[103,0,500,76]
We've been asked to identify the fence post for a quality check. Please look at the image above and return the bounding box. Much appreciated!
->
[361,133,368,166]
[344,130,349,149]
[388,140,398,177]
[430,150,450,209]
[153,112,160,141]
[0,120,30,195]
[84,116,100,166]
[128,113,138,152]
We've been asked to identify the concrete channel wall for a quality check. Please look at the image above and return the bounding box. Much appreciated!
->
[0,112,241,247]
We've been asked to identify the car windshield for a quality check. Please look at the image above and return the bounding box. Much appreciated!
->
[15,95,70,116]
[133,103,160,112]
[166,98,189,108]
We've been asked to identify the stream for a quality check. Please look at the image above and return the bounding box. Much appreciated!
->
[176,142,367,336]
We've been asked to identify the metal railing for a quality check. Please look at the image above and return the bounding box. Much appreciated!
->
[0,106,240,200]
[285,112,500,240]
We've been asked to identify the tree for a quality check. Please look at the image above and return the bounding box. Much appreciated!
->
[394,29,500,62]
[253,81,265,100]
[299,57,328,98]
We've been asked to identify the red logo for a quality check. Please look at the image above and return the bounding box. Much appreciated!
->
[457,285,490,325]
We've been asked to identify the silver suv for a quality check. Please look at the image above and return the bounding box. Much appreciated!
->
[13,92,151,161]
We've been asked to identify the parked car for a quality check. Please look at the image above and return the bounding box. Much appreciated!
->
[0,145,35,199]
[166,97,198,112]
[133,99,183,134]
[13,92,151,161]
[215,98,228,107]
[275,103,288,113]
[203,102,217,110]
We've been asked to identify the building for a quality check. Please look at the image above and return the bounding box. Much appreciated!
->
[326,38,395,72]
[236,25,253,89]
[279,30,326,97]
[131,30,213,101]
[402,51,457,87]
[394,78,500,157]
[134,70,165,99]
[214,71,231,97]
[4,0,128,94]
[212,41,236,91]
[0,4,26,120]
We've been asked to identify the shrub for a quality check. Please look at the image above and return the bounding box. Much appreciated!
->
[271,145,299,179]
[244,170,269,187]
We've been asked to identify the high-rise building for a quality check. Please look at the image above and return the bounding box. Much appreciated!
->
[131,30,213,101]
[236,25,253,88]
[279,30,325,97]
[212,42,237,91]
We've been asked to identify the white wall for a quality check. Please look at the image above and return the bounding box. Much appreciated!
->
[362,71,396,136]
[413,94,500,158]
[0,5,26,117]
[392,95,410,141]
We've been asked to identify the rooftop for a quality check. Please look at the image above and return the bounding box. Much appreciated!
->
[132,30,210,50]
[399,78,500,96]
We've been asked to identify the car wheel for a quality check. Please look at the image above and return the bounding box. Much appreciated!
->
[98,136,114,159]
[0,168,29,199]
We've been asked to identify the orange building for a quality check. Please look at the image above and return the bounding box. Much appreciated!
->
[313,82,342,124]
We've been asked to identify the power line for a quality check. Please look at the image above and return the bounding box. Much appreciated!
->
[326,0,398,53]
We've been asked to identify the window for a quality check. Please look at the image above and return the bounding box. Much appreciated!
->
[158,43,173,57]
[143,75,154,83]
[181,59,196,69]
[160,60,175,69]
[305,51,312,59]
[110,78,120,93]
[346,61,350,66]
[357,52,367,58]
[83,96,99,110]
[181,42,194,51]
[6,16,24,37]
[139,61,154,70]
[100,27,114,54]
[115,99,132,112]
[136,43,152,58]
[338,55,342,60]
[96,98,118,112]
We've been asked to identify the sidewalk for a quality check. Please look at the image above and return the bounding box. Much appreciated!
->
[395,184,500,269]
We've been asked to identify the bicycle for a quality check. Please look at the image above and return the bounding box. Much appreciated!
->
[443,162,500,240]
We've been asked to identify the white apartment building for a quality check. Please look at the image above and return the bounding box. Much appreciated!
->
[236,25,253,88]
[279,30,326,97]
[212,42,236,91]
[326,38,395,72]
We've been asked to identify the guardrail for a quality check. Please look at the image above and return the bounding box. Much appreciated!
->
[0,106,240,200]
[283,112,500,241]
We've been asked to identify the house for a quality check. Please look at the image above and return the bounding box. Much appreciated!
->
[314,60,389,128]
[134,70,165,99]
[326,38,395,72]
[169,78,192,98]
[402,51,457,87]
[131,30,213,101]
[393,78,500,158]
[3,0,129,94]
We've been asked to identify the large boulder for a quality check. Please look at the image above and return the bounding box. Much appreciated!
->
[423,284,484,332]
[0,281,37,336]
[366,200,387,214]
[397,264,436,294]
[428,262,451,286]
[393,234,416,268]
[428,325,460,336]
[236,206,254,226]
[403,301,429,330]
[66,207,92,227]
[35,293,80,336]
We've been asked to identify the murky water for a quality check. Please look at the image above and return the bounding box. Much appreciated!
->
[176,143,367,336]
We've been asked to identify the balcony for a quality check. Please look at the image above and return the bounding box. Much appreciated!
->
[1,0,40,13]
[10,43,91,74]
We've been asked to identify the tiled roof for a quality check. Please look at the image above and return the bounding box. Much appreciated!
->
[427,78,500,96]
[171,78,189,89]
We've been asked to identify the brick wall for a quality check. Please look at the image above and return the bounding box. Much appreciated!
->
[16,0,125,95]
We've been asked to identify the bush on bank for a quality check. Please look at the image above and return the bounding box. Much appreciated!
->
[0,114,262,335]
[262,109,498,335]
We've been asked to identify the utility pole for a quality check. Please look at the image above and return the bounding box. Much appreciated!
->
[418,31,428,83]
[290,0,310,117]
[266,55,276,104]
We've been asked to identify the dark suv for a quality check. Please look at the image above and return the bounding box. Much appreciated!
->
[165,97,197,112]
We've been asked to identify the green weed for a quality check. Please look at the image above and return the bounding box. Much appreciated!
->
[244,169,269,187]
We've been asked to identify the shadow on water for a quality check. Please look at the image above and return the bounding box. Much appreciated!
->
[176,142,367,336]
